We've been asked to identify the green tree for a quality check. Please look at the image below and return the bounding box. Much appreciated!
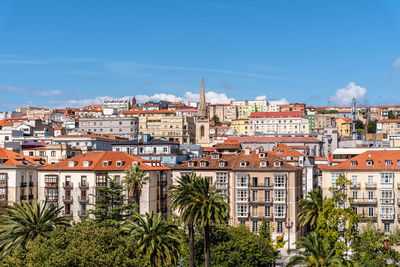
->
[89,175,133,226]
[0,200,70,258]
[123,166,149,213]
[388,110,395,119]
[189,177,230,267]
[367,120,377,134]
[298,188,323,230]
[2,224,143,266]
[212,115,219,124]
[355,119,364,130]
[169,173,197,267]
[286,231,344,267]
[121,212,180,267]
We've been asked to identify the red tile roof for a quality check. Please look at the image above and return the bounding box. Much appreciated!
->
[377,119,400,123]
[123,109,174,115]
[0,117,28,127]
[0,147,46,167]
[250,111,302,119]
[228,136,321,143]
[39,151,169,171]
[269,144,308,158]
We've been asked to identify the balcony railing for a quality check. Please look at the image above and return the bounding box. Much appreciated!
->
[365,182,377,189]
[45,197,58,203]
[360,215,377,221]
[79,182,89,188]
[352,197,378,205]
[381,198,395,205]
[78,196,89,203]
[63,182,73,188]
[250,184,274,189]
[62,196,73,203]
[20,182,27,187]
[381,214,394,220]
[350,182,361,190]
[45,182,58,188]
[273,213,286,219]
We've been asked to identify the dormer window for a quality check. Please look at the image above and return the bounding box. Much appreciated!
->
[83,161,90,167]
[385,160,393,166]
[274,161,281,167]
[240,161,247,167]
[188,161,195,167]
[260,161,267,167]
[366,160,374,166]
[132,161,139,167]
[219,161,226,167]
[277,149,283,154]
[103,161,110,167]
[200,161,207,167]
[259,153,265,158]
[116,161,124,167]
[68,161,75,168]
[212,154,220,159]
[350,161,357,166]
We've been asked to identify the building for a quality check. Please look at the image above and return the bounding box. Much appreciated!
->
[230,119,250,135]
[377,119,400,136]
[0,147,47,206]
[321,150,400,233]
[249,111,310,135]
[314,113,338,133]
[38,151,171,221]
[336,117,352,139]
[231,100,272,119]
[102,98,133,114]
[195,78,210,146]
[279,103,306,112]
[78,116,139,139]
[22,144,81,164]
[209,104,238,122]
[53,134,117,152]
[172,148,303,249]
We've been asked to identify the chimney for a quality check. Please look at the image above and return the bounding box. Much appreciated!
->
[255,147,260,154]
[244,147,251,155]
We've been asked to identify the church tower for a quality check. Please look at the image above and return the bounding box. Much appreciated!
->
[195,78,210,146]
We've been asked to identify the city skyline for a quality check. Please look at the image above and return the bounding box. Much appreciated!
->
[1,1,400,110]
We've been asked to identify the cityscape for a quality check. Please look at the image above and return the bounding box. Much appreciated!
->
[1,1,400,266]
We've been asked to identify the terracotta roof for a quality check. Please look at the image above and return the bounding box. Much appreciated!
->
[228,136,321,143]
[123,109,174,115]
[39,151,169,171]
[55,134,116,140]
[377,119,400,123]
[250,111,302,119]
[321,150,400,170]
[202,147,216,152]
[0,147,46,167]
[0,117,28,127]
[53,126,64,130]
[215,142,240,150]
[269,144,308,158]
[173,150,301,171]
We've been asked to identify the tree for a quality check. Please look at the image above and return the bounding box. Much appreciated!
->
[0,200,70,258]
[367,120,377,134]
[355,119,364,130]
[89,176,133,226]
[286,231,344,267]
[169,173,197,267]
[388,110,395,119]
[212,115,219,124]
[298,188,323,230]
[188,177,230,267]
[121,212,181,267]
[123,166,149,213]
[2,224,143,266]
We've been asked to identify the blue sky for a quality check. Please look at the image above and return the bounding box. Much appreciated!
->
[1,0,400,110]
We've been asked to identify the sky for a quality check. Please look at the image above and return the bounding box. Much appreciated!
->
[1,0,400,110]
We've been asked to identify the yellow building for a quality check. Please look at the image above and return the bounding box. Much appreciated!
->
[336,117,352,138]
[230,119,250,135]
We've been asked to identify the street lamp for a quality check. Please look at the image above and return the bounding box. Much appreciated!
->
[285,218,294,254]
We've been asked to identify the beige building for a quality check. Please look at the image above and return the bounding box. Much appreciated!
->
[0,147,46,206]
[38,151,171,221]
[321,150,400,233]
[209,104,238,122]
[314,113,338,133]
[377,119,400,136]
[250,111,310,135]
[230,119,250,135]
[22,144,82,164]
[78,115,139,139]
[172,148,303,249]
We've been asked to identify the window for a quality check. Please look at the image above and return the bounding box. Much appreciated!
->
[331,173,340,187]
[163,147,168,153]
[252,206,258,217]
[21,174,25,183]
[381,206,394,220]
[274,175,286,188]
[252,191,257,201]
[236,190,248,202]
[83,161,90,167]
[351,175,358,185]
[350,161,357,166]
[240,161,247,167]
[81,176,87,186]
[380,173,394,187]
[368,191,374,199]
[252,221,258,232]
[385,160,393,166]
[384,222,391,233]
[65,176,71,186]
[212,154,220,159]
[200,161,207,167]
[274,204,286,218]
[277,221,283,233]
[368,206,374,217]
[96,174,107,186]
[367,175,374,185]
[236,173,249,187]
[188,161,195,167]
[274,161,281,167]
[252,177,258,187]
[265,190,270,201]
[353,206,358,215]
[216,172,228,188]
[264,177,270,186]
[116,161,123,167]
[0,188,6,200]
[274,190,286,202]
[51,151,56,157]
[265,205,271,217]
[259,153,265,158]
[237,204,248,217]
[0,174,6,185]
[205,176,213,185]
[381,190,394,199]
[219,161,225,167]
[45,188,58,200]
[45,175,58,186]
[366,160,373,166]
[68,161,75,168]
[102,161,109,167]
[260,161,267,167]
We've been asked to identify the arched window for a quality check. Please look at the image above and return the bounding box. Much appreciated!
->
[200,125,205,138]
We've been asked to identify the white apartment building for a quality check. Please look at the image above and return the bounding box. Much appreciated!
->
[249,111,310,135]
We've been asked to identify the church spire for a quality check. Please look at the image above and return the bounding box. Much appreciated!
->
[200,77,206,105]
[198,77,208,117]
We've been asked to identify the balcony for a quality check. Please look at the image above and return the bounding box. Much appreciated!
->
[79,182,89,189]
[360,215,377,221]
[273,213,287,219]
[78,196,89,203]
[62,196,73,203]
[45,197,58,203]
[381,214,394,220]
[365,182,377,190]
[0,182,6,187]
[20,195,27,200]
[28,194,34,200]
[250,184,274,189]
[381,198,395,205]
[350,182,361,190]
[29,181,34,187]
[78,210,88,218]
[352,198,377,205]
[45,182,58,188]
[20,182,27,187]
[63,182,73,188]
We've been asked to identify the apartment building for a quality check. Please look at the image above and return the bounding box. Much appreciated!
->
[249,111,310,135]
[209,104,238,122]
[78,116,139,139]
[321,150,400,233]
[230,119,250,135]
[22,144,81,164]
[53,134,116,152]
[314,113,338,133]
[336,117,352,139]
[172,148,303,249]
[377,119,400,136]
[0,147,47,206]
[38,151,171,221]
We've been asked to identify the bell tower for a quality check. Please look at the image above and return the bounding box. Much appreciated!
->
[195,78,210,146]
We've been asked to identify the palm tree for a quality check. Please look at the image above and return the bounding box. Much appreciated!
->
[286,232,344,267]
[298,188,323,230]
[121,211,180,267]
[188,177,230,267]
[123,166,149,212]
[0,200,70,258]
[169,173,197,267]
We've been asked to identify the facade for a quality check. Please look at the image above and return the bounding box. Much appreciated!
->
[38,151,171,221]
[314,113,338,133]
[53,134,116,152]
[321,150,400,233]
[22,144,81,164]
[336,117,352,139]
[249,111,310,135]
[172,148,303,249]
[195,78,210,146]
[0,147,46,206]
[102,98,132,113]
[230,119,250,135]
[209,104,238,122]
[78,116,139,139]
[377,119,400,136]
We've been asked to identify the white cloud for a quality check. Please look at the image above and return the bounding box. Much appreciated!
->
[269,98,289,105]
[255,95,267,101]
[1,85,61,97]
[328,82,367,106]
[393,58,400,71]
[135,91,233,104]
[135,93,183,103]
